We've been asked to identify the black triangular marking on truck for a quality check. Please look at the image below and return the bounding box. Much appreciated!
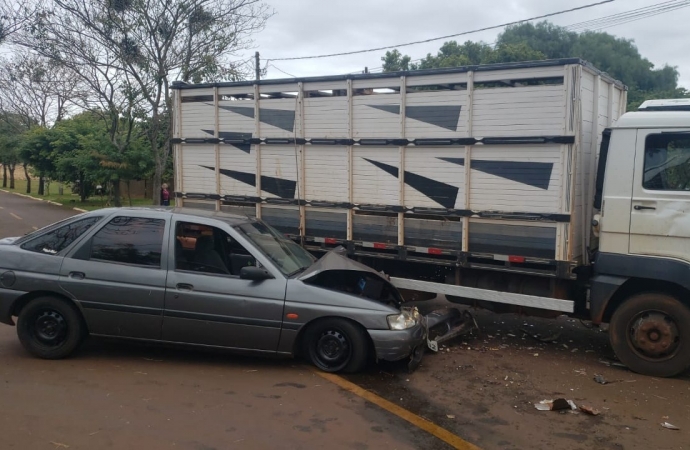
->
[366,105,462,131]
[218,105,296,132]
[363,158,458,209]
[200,165,296,199]
[201,130,252,153]
[367,104,401,115]
[439,157,553,190]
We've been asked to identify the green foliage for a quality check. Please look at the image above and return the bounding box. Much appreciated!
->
[7,112,154,200]
[382,21,689,109]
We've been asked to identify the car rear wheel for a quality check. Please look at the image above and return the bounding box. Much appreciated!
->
[17,296,85,359]
[303,318,369,373]
[609,292,690,377]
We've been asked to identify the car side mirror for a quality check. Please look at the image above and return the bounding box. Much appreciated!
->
[240,266,273,281]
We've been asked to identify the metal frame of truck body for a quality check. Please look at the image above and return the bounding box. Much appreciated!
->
[171,59,626,312]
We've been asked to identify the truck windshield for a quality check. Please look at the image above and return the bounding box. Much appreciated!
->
[234,221,315,276]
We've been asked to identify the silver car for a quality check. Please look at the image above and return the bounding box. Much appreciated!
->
[0,208,426,373]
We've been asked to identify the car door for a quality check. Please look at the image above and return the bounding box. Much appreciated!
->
[59,212,169,340]
[629,129,690,261]
[161,217,287,352]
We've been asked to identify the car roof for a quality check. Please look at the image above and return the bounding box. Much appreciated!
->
[85,207,253,225]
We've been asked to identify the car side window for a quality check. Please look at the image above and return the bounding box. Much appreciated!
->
[643,133,690,190]
[90,216,165,267]
[175,222,256,276]
[21,216,102,255]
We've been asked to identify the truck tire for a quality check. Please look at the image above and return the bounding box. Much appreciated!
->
[609,292,690,377]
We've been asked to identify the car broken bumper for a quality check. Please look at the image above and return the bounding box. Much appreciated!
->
[367,319,427,363]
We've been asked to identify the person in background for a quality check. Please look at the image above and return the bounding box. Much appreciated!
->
[161,183,170,206]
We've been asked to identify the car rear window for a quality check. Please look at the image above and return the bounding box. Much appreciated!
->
[90,216,165,267]
[21,216,102,255]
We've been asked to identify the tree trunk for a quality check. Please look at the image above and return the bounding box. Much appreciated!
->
[9,165,16,189]
[2,164,6,188]
[153,147,163,206]
[127,180,132,207]
[23,164,31,194]
[79,173,86,203]
[113,179,122,207]
[38,176,45,196]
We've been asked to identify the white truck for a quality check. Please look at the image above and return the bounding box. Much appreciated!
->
[171,58,690,377]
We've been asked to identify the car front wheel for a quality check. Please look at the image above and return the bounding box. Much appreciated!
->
[16,296,85,359]
[303,318,369,373]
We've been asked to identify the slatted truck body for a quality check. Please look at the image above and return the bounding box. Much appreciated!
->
[173,59,690,376]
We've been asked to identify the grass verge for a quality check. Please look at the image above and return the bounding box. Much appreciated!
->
[1,179,153,211]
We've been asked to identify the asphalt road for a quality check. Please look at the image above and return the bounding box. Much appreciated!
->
[0,190,444,450]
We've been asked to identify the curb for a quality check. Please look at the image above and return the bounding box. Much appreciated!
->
[2,189,84,212]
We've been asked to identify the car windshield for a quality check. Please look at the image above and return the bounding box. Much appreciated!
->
[234,220,315,276]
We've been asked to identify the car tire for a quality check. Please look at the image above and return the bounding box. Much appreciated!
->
[16,296,85,359]
[609,292,690,377]
[303,318,369,373]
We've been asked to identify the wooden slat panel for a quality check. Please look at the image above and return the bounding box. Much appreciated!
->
[305,146,349,202]
[181,145,217,194]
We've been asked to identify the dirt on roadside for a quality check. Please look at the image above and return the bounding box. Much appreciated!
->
[347,301,690,450]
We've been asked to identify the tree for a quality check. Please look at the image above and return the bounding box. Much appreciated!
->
[0,50,79,194]
[381,50,413,72]
[0,1,35,43]
[19,0,273,204]
[0,114,23,189]
[497,22,687,108]
[31,111,154,203]
[18,126,60,191]
[383,40,544,73]
[382,21,689,110]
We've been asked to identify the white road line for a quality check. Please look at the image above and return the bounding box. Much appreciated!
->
[10,212,22,220]
[0,206,4,209]
[32,226,38,230]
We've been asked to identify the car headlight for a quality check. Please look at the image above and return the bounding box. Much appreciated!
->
[387,308,420,330]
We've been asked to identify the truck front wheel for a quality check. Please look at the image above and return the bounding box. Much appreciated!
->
[609,292,690,377]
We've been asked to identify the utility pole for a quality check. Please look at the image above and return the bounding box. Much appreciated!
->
[255,52,260,82]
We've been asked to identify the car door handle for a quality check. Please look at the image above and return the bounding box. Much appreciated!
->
[176,283,194,291]
[69,272,85,280]
[633,205,656,211]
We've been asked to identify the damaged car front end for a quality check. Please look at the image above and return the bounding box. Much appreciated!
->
[294,248,472,372]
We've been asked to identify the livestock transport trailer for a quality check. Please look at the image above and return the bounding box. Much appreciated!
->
[171,58,625,306]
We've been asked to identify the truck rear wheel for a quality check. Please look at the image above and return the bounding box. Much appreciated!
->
[609,292,690,377]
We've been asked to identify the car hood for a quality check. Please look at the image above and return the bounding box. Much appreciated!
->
[0,236,19,245]
[298,246,388,282]
[297,247,402,308]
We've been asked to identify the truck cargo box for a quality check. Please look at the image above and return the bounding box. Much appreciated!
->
[172,58,626,278]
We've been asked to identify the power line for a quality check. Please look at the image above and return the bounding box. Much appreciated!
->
[270,0,615,61]
[268,63,296,78]
[565,0,690,32]
[364,0,687,73]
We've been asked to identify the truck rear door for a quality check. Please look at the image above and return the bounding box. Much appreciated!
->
[629,129,690,261]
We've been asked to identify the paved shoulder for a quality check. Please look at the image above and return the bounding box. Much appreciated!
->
[0,190,77,238]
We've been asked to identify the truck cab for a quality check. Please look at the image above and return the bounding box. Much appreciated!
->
[592,98,690,377]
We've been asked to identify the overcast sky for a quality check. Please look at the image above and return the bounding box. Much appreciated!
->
[241,0,690,89]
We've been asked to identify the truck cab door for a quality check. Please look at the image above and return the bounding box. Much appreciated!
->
[629,129,690,261]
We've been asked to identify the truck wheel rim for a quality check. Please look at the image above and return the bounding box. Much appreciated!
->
[32,310,68,346]
[628,310,680,361]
